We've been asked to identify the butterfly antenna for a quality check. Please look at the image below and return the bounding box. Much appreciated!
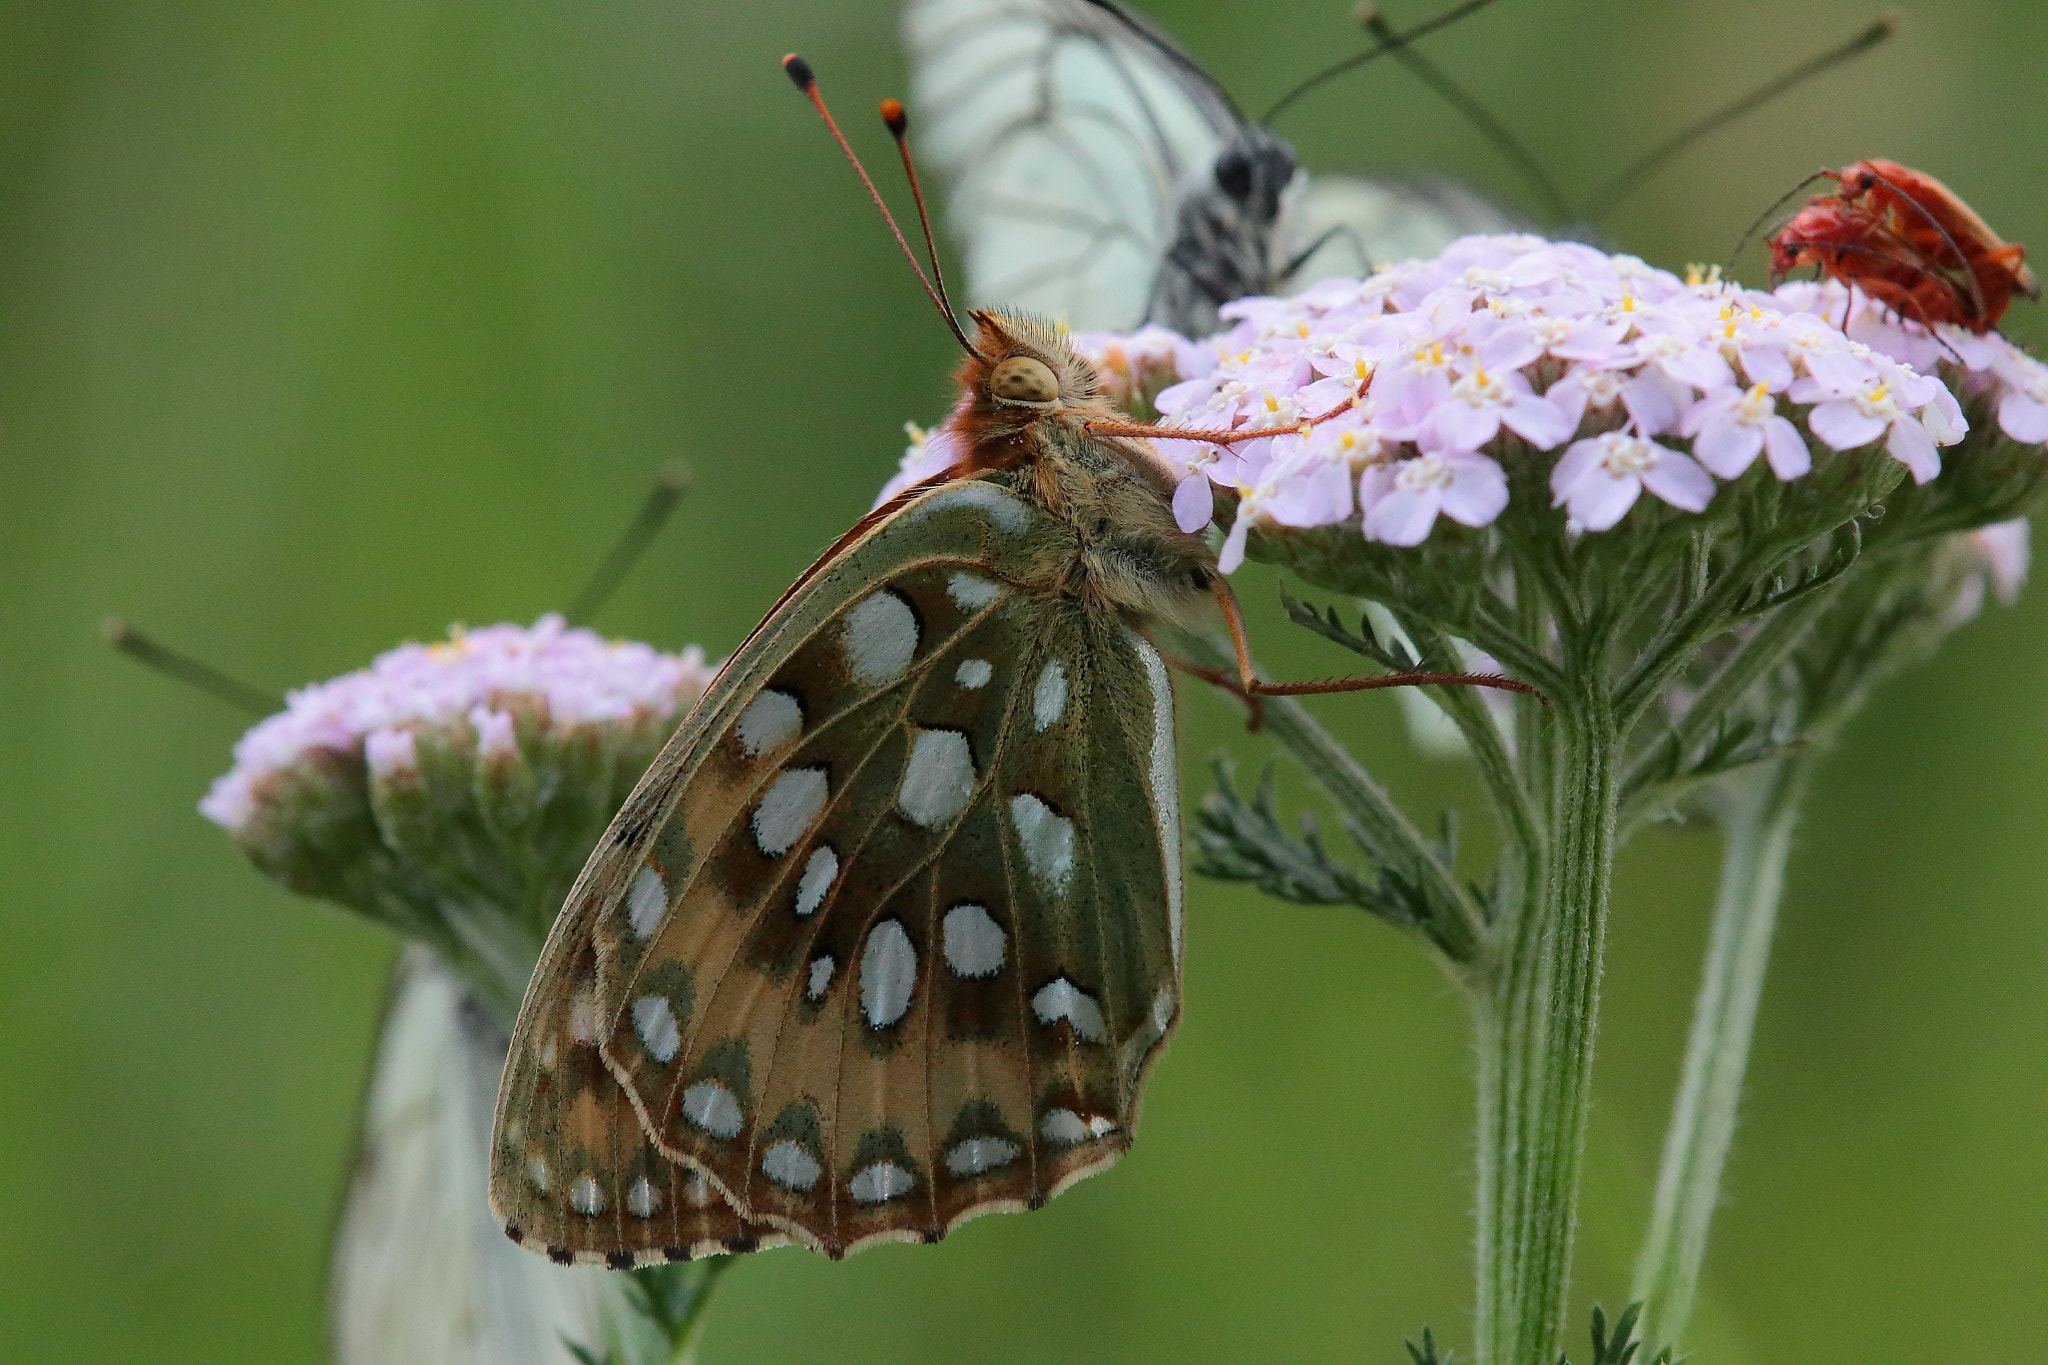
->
[783,55,976,356]
[103,617,279,716]
[1355,4,1571,225]
[1261,0,1502,125]
[879,98,965,339]
[1581,15,1896,223]
[566,459,694,626]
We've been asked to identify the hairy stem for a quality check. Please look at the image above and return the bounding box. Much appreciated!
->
[1474,694,1622,1365]
[1631,755,1809,1355]
[1179,629,1486,959]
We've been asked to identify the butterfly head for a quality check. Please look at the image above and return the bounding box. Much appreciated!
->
[946,309,1119,457]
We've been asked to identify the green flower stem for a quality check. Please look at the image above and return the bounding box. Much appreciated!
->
[1630,755,1809,1357]
[1178,630,1485,960]
[1474,693,1621,1365]
[1403,616,1540,860]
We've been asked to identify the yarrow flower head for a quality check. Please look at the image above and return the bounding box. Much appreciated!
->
[204,616,714,1015]
[1129,234,2032,556]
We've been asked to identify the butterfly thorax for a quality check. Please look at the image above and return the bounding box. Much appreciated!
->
[948,310,1218,635]
[1148,126,1305,336]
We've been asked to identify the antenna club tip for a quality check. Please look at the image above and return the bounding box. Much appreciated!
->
[879,98,907,135]
[781,53,815,91]
[101,615,132,645]
[655,458,695,493]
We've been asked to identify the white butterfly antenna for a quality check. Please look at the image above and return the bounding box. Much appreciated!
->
[1579,15,1896,223]
[782,54,977,356]
[1261,0,1502,124]
[1351,3,1571,226]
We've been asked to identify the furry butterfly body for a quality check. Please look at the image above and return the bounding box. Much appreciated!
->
[490,312,1211,1261]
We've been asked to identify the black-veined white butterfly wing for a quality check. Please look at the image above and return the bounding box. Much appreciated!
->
[332,950,607,1365]
[905,0,1241,331]
[1289,172,1532,282]
[907,0,1534,338]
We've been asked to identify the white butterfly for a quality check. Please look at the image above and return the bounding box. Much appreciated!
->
[902,0,1523,336]
[331,950,609,1365]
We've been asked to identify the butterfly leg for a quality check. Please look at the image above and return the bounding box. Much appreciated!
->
[1206,575,1544,716]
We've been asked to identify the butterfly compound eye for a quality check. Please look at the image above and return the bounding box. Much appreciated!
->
[988,355,1059,403]
[1214,146,1254,202]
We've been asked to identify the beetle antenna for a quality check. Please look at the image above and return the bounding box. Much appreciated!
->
[1262,0,1501,125]
[879,98,965,340]
[103,617,279,716]
[1584,16,1895,223]
[1354,5,1571,225]
[783,54,976,356]
[1727,169,1838,269]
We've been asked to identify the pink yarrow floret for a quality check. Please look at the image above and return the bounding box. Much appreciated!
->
[200,616,714,834]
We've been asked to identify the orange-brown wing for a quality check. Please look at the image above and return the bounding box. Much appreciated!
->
[489,925,788,1266]
[603,578,1184,1258]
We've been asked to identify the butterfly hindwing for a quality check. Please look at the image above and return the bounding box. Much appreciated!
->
[488,925,788,1266]
[491,473,1185,1260]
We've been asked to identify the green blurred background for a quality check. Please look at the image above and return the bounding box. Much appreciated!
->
[2,1,2043,1360]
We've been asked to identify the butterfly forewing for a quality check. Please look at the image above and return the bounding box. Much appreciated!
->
[492,475,1186,1259]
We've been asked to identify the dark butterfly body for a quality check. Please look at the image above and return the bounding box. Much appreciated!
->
[490,313,1211,1261]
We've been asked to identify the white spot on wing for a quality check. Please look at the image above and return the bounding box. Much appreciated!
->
[942,903,1006,978]
[906,481,1030,534]
[947,570,1001,611]
[627,866,667,940]
[632,995,679,1063]
[527,1155,550,1192]
[898,729,976,827]
[762,1141,823,1190]
[1042,1109,1116,1145]
[945,1137,1020,1176]
[954,657,993,689]
[794,845,838,917]
[570,1174,604,1216]
[860,920,918,1028]
[627,1175,659,1218]
[1009,793,1075,894]
[1128,630,1183,967]
[568,992,603,1043]
[1032,659,1068,730]
[752,766,828,856]
[736,689,803,756]
[1032,977,1107,1042]
[806,954,835,1000]
[849,1162,916,1203]
[1039,1110,1087,1145]
[843,591,919,687]
[681,1081,744,1138]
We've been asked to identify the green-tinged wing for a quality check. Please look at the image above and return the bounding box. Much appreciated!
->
[490,474,1185,1260]
[334,949,608,1362]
